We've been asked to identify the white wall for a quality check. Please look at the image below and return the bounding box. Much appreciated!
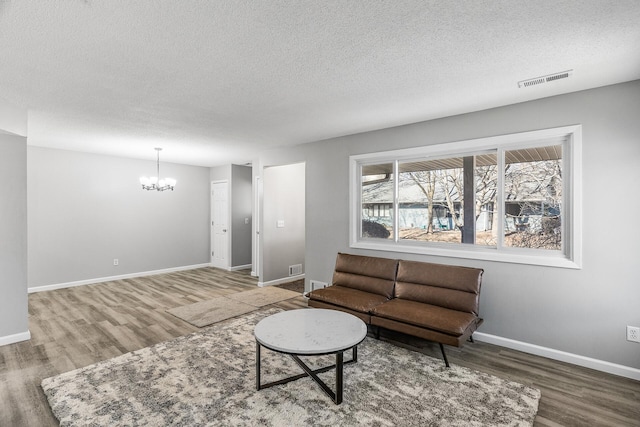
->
[261,162,305,283]
[259,80,640,373]
[28,147,211,288]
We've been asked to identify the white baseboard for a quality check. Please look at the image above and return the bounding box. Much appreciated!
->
[27,263,212,294]
[209,264,251,272]
[0,330,31,346]
[258,274,305,287]
[229,264,252,272]
[474,332,640,381]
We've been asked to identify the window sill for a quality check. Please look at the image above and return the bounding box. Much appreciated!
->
[350,239,581,269]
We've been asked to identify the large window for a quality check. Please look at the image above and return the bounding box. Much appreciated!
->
[350,126,582,268]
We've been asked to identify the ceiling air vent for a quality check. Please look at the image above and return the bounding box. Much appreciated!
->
[518,70,573,88]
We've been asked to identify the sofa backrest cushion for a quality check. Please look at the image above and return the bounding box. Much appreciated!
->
[332,253,398,299]
[395,260,483,316]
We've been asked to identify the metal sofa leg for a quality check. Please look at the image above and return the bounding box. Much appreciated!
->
[469,335,474,343]
[438,343,450,368]
[375,325,380,340]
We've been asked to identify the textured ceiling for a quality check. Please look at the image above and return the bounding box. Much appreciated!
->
[1,1,639,166]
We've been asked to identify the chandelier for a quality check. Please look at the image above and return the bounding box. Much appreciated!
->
[139,148,176,191]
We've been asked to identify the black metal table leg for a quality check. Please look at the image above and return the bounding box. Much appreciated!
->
[335,352,343,404]
[256,341,261,390]
[256,345,360,404]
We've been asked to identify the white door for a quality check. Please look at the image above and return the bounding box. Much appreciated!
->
[211,181,229,269]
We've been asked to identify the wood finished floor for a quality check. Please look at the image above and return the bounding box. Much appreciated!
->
[1,267,638,426]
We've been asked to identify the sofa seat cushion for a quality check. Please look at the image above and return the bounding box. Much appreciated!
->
[309,285,389,314]
[371,299,478,337]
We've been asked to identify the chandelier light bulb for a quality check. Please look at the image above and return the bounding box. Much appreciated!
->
[140,148,176,191]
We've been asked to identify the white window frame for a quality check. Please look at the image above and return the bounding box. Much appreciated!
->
[349,125,582,269]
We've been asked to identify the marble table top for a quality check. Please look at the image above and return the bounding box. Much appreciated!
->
[254,309,367,355]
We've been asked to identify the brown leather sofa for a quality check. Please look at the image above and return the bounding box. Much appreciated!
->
[308,253,484,367]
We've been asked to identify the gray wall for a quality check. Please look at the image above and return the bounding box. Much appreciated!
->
[261,162,305,282]
[261,80,640,370]
[0,132,28,340]
[231,165,252,267]
[209,164,253,268]
[28,147,211,287]
[210,164,231,182]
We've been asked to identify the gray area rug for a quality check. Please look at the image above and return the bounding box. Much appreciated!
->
[42,309,540,426]
[167,297,256,328]
[227,286,300,307]
[167,286,300,327]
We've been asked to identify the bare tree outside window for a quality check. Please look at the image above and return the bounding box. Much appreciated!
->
[408,170,436,234]
[475,160,498,246]
[504,145,563,250]
[398,158,464,243]
[396,156,499,245]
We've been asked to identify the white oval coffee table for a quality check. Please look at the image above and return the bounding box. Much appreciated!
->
[254,308,367,404]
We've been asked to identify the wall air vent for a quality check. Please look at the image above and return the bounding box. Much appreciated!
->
[288,264,303,276]
[518,70,573,88]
